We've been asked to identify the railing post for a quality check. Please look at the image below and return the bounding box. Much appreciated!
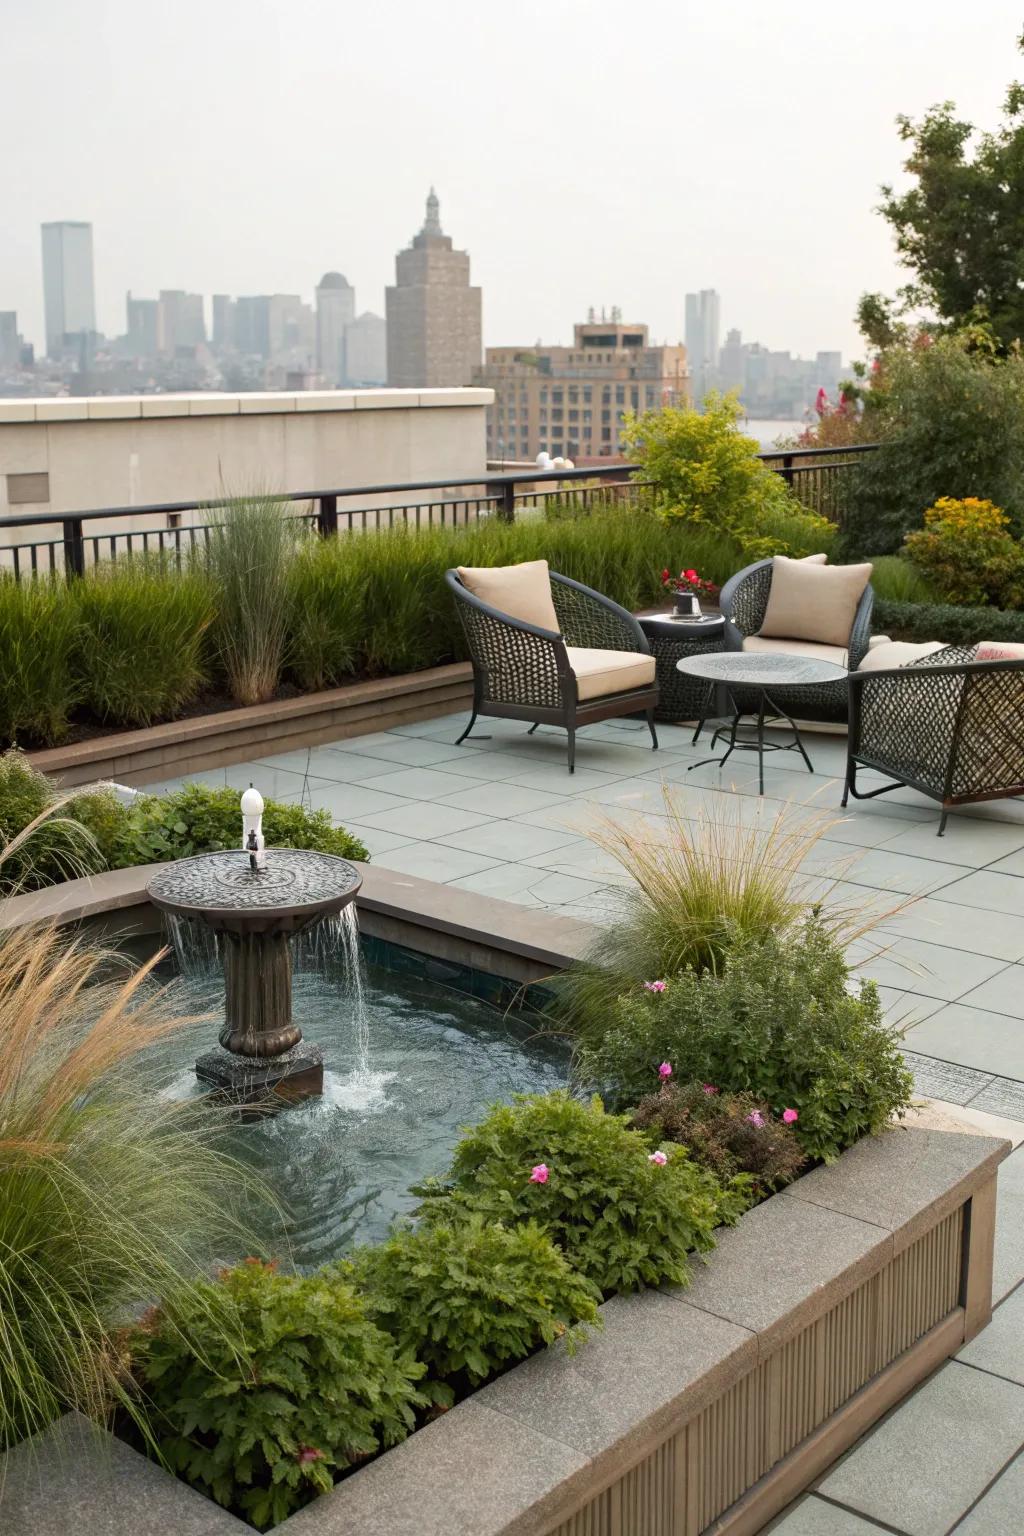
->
[498,479,516,523]
[317,494,338,538]
[62,517,85,579]
[780,454,794,487]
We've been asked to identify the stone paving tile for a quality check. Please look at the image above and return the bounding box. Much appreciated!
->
[930,868,1024,916]
[368,843,502,884]
[447,863,560,900]
[957,964,1024,1019]
[876,988,945,1031]
[351,800,493,839]
[878,818,1024,868]
[993,1147,1024,1303]
[902,1002,1024,1081]
[298,781,415,823]
[968,1077,1024,1122]
[801,841,959,897]
[989,847,1024,878]
[848,935,1009,1003]
[496,764,636,798]
[877,898,1024,963]
[766,1493,888,1533]
[416,750,556,783]
[438,821,582,861]
[435,782,577,818]
[901,1051,995,1107]
[958,1284,1024,1386]
[351,766,492,802]
[219,761,334,798]
[512,800,613,836]
[256,747,397,784]
[340,822,420,856]
[954,1452,1024,1535]
[817,1360,1024,1536]
[329,734,471,768]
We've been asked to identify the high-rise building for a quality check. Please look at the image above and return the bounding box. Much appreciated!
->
[125,293,160,357]
[476,317,688,462]
[0,311,21,370]
[684,289,721,407]
[344,312,387,386]
[158,290,206,354]
[41,221,96,357]
[386,189,481,388]
[212,294,236,350]
[315,272,356,385]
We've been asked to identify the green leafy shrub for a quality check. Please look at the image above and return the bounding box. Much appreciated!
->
[577,920,913,1164]
[72,561,214,726]
[630,1083,806,1195]
[0,574,80,744]
[902,496,1024,608]
[345,1214,600,1404]
[874,598,1024,647]
[133,1259,425,1530]
[868,554,938,604]
[203,493,298,705]
[622,393,837,561]
[0,763,368,892]
[416,1091,749,1294]
[843,337,1024,555]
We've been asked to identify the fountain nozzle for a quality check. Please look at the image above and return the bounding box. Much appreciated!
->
[241,784,267,873]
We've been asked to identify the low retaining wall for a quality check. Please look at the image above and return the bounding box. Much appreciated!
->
[2,1127,1006,1536]
[27,663,474,788]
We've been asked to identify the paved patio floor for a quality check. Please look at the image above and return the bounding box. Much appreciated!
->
[138,707,1024,1534]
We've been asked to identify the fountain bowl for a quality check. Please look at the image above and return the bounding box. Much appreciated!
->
[148,848,362,1102]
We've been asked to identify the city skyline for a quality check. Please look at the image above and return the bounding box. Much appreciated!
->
[3,1,1021,367]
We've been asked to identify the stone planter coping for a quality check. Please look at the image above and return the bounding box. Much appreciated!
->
[1,1127,1008,1536]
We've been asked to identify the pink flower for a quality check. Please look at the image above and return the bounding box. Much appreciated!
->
[701,1084,718,1095]
[529,1163,549,1184]
[644,979,667,993]
[648,1150,668,1166]
[746,1110,766,1129]
[782,1108,799,1124]
[296,1447,324,1465]
[658,1062,673,1079]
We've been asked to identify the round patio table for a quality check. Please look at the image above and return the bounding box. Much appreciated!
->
[677,651,848,795]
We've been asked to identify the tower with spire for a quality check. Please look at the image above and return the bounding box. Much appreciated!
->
[386,189,482,387]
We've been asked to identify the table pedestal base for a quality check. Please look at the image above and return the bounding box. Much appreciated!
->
[687,687,815,795]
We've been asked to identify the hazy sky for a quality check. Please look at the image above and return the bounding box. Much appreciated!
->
[2,0,1021,363]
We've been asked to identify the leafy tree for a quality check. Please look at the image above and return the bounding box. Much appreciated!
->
[862,36,1024,348]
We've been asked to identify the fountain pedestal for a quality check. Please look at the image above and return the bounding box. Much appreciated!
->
[148,848,362,1104]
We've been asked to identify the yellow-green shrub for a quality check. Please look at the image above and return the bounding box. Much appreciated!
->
[903,496,1024,607]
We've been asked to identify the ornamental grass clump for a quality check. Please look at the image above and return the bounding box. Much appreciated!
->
[72,559,215,726]
[415,1090,750,1295]
[132,1259,426,1531]
[578,918,913,1164]
[345,1213,600,1405]
[203,491,297,705]
[0,572,80,745]
[631,1082,806,1195]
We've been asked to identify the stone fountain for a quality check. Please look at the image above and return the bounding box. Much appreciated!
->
[147,788,362,1102]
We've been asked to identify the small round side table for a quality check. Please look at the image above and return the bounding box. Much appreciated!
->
[638,612,725,723]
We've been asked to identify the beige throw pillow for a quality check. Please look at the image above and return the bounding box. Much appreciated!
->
[759,555,873,649]
[456,559,560,633]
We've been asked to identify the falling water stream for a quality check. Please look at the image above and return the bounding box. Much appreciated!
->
[156,908,567,1263]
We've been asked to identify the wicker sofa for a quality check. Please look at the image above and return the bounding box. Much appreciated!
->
[446,562,658,773]
[717,556,875,724]
[844,644,1024,834]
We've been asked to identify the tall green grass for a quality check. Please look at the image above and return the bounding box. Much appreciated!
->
[867,554,938,605]
[0,574,80,745]
[203,493,298,704]
[72,560,215,727]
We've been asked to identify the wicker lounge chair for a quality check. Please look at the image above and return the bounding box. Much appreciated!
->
[446,562,658,773]
[844,644,1024,834]
[717,556,875,724]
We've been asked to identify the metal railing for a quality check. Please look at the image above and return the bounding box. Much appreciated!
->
[0,446,877,580]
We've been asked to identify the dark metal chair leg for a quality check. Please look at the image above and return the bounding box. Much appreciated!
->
[567,727,576,774]
[756,692,766,796]
[455,710,478,746]
[938,809,948,837]
[527,723,540,735]
[646,708,659,751]
[841,757,855,808]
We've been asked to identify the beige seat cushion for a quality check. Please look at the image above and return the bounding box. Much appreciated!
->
[742,635,849,668]
[759,555,873,648]
[856,640,947,672]
[456,559,560,633]
[565,646,656,702]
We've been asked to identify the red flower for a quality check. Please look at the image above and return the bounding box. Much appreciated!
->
[683,568,698,582]
[661,568,670,584]
[296,1447,325,1465]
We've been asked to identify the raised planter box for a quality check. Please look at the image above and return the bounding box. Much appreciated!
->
[27,662,474,788]
[1,1126,1006,1536]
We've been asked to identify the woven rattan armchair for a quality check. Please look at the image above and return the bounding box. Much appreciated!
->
[718,557,874,723]
[844,645,1024,834]
[446,568,659,772]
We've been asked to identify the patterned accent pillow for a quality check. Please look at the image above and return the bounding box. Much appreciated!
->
[976,642,1024,662]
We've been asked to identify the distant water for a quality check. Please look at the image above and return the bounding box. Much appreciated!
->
[739,418,808,451]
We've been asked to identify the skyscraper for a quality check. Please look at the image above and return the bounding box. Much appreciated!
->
[385,189,481,388]
[41,221,96,356]
[684,289,721,408]
[125,293,160,357]
[344,312,387,386]
[315,273,356,385]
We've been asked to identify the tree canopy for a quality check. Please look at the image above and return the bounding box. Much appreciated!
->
[861,35,1024,350]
